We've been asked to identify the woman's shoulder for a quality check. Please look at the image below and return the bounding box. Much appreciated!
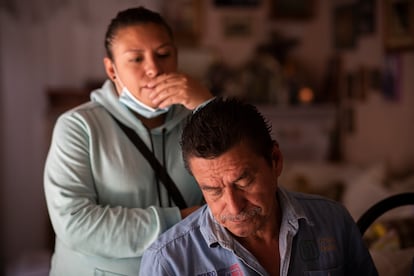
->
[52,101,111,134]
[58,100,106,120]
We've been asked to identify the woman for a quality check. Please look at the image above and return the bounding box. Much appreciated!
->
[44,6,212,276]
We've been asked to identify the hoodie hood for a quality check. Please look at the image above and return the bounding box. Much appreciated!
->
[90,80,191,134]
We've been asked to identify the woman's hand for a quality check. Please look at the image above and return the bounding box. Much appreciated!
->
[146,73,213,110]
[180,205,201,219]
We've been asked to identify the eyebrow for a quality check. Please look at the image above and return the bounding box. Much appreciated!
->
[123,49,143,54]
[200,185,220,192]
[124,42,175,53]
[199,169,250,190]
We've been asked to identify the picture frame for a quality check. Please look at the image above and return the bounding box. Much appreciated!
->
[214,0,261,7]
[383,0,414,51]
[222,16,253,38]
[162,0,202,46]
[356,0,376,35]
[382,53,402,101]
[333,4,357,49]
[270,0,314,20]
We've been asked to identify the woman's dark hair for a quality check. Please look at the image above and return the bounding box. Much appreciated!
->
[104,6,174,60]
[181,97,275,173]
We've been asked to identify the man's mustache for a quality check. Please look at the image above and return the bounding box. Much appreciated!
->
[219,207,261,223]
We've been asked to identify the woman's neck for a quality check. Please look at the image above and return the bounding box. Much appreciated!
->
[136,113,166,129]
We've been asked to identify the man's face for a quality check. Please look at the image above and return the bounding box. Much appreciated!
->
[188,141,282,238]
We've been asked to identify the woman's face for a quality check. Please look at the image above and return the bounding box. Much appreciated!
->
[104,23,177,108]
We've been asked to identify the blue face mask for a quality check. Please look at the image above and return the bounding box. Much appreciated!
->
[114,65,170,118]
[119,86,170,118]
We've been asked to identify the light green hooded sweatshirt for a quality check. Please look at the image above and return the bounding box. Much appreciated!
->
[44,80,203,275]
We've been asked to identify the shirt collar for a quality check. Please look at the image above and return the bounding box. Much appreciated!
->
[200,207,235,249]
[277,186,313,230]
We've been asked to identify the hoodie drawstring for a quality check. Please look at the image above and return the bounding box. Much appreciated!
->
[162,128,172,207]
[147,127,171,207]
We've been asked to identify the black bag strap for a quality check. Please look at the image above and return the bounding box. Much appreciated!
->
[110,115,187,209]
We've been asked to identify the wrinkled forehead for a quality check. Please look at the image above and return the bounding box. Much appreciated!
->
[188,142,266,182]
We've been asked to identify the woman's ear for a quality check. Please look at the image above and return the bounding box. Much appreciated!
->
[103,57,116,81]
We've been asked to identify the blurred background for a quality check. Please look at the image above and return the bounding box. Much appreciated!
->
[1,0,413,275]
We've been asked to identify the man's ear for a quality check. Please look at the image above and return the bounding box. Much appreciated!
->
[272,144,283,177]
[103,57,116,81]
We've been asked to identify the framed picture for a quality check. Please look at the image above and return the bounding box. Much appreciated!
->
[383,0,414,51]
[214,0,261,7]
[162,0,202,46]
[382,53,402,101]
[270,0,314,20]
[333,4,357,49]
[356,0,376,34]
[222,16,253,38]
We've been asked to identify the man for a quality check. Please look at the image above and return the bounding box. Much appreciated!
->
[139,97,378,275]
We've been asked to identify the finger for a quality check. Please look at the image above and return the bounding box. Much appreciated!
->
[149,79,185,100]
[156,97,174,109]
[153,91,177,108]
[147,73,179,88]
[151,85,181,104]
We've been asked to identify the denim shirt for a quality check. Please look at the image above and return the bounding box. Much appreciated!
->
[139,187,378,276]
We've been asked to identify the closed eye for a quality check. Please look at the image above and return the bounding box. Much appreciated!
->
[233,171,254,190]
[201,186,222,197]
[157,52,171,59]
[132,56,143,63]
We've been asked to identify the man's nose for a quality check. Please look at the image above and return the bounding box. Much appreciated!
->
[225,188,244,215]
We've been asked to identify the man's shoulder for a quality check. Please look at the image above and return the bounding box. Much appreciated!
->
[282,188,349,218]
[287,189,343,207]
[147,205,207,252]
